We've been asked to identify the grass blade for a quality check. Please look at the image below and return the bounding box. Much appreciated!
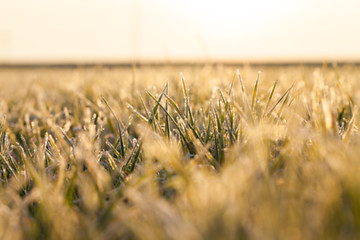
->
[237,69,245,93]
[102,96,125,157]
[148,83,168,126]
[165,80,170,139]
[263,80,278,118]
[228,73,236,96]
[265,82,294,118]
[127,103,148,123]
[139,94,150,119]
[180,73,194,126]
[146,90,192,152]
[164,94,183,118]
[252,71,261,111]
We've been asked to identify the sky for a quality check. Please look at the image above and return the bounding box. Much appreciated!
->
[0,0,360,63]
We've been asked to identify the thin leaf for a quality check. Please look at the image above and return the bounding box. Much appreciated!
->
[228,73,236,96]
[139,94,150,119]
[263,80,278,118]
[265,82,294,118]
[102,96,125,157]
[237,69,245,93]
[127,103,148,123]
[146,90,192,152]
[252,71,261,111]
[165,80,170,139]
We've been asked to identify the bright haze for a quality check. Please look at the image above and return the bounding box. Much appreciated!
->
[0,0,359,63]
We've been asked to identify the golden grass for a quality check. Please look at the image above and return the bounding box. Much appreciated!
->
[0,64,359,239]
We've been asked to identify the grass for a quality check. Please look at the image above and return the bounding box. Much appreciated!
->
[0,64,359,239]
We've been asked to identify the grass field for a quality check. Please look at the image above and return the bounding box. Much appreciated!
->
[0,64,359,239]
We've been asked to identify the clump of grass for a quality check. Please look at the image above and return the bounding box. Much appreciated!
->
[0,65,359,239]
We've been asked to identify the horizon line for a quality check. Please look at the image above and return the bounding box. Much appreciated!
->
[1,59,360,68]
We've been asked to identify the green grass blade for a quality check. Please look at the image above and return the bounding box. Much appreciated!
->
[165,81,170,139]
[58,127,75,147]
[237,69,245,93]
[228,73,236,96]
[146,90,192,152]
[218,89,227,105]
[205,113,213,143]
[129,141,143,173]
[180,73,195,126]
[211,112,219,162]
[277,87,292,118]
[102,96,125,157]
[139,94,150,119]
[106,141,122,160]
[265,83,294,118]
[148,83,168,126]
[164,94,183,118]
[263,80,278,118]
[127,103,148,123]
[343,109,356,142]
[252,71,261,111]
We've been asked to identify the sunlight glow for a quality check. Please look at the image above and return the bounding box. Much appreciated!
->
[0,0,359,62]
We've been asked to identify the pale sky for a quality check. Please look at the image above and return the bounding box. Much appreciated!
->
[0,0,359,63]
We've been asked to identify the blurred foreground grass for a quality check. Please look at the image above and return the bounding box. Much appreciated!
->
[0,64,359,239]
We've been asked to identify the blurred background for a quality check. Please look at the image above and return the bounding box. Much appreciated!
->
[0,0,359,64]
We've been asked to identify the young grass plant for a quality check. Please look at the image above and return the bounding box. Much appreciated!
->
[0,65,359,239]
